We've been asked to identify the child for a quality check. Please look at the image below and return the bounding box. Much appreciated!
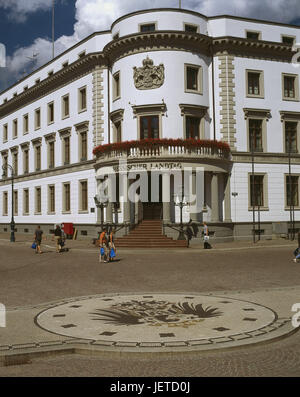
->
[293,247,300,263]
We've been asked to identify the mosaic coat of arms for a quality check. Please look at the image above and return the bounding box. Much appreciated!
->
[133,56,165,90]
[90,299,222,328]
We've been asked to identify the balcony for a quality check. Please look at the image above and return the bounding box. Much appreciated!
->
[93,139,231,164]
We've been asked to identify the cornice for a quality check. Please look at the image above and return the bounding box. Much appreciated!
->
[103,31,212,63]
[213,36,294,61]
[0,53,107,119]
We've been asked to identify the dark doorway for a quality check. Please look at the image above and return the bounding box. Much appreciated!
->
[143,203,162,220]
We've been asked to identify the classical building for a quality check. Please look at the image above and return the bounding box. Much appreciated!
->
[0,8,300,243]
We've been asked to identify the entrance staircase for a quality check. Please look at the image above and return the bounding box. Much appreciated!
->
[115,220,188,248]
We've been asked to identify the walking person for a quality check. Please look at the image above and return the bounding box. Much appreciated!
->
[99,227,109,263]
[53,225,62,253]
[108,228,116,262]
[203,222,211,249]
[34,225,43,254]
[293,246,300,263]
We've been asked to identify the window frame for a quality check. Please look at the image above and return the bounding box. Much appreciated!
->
[248,173,269,211]
[79,179,88,213]
[183,23,199,33]
[285,174,300,209]
[48,185,55,214]
[61,94,70,119]
[184,64,203,95]
[47,101,55,125]
[23,114,29,135]
[139,22,157,33]
[281,35,296,45]
[112,72,121,101]
[2,191,8,216]
[246,69,264,99]
[13,118,18,139]
[282,73,299,101]
[78,86,87,113]
[23,188,30,215]
[34,108,41,130]
[62,182,71,213]
[245,30,262,40]
[3,123,8,143]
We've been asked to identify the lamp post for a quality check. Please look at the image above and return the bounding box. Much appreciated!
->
[174,190,188,240]
[94,194,108,232]
[2,164,15,242]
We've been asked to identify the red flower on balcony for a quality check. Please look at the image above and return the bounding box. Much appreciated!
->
[93,138,230,156]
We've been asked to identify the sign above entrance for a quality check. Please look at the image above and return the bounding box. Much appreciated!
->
[112,162,182,172]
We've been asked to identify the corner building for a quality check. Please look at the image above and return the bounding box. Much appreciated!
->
[0,8,300,242]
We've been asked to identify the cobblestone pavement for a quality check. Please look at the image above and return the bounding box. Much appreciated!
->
[0,237,300,376]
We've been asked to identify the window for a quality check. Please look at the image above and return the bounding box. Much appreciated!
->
[23,149,29,174]
[62,61,69,68]
[23,189,29,215]
[35,187,42,214]
[13,119,18,138]
[35,108,41,129]
[13,92,17,98]
[184,24,198,33]
[3,98,7,103]
[186,116,201,139]
[285,121,298,153]
[48,141,55,168]
[79,180,88,212]
[63,136,70,165]
[48,70,54,76]
[282,36,296,45]
[246,31,261,40]
[250,175,264,207]
[249,119,263,152]
[139,23,156,32]
[2,154,8,177]
[13,190,18,215]
[35,145,41,171]
[3,192,8,216]
[113,72,120,100]
[48,102,54,124]
[63,183,71,212]
[247,70,264,97]
[35,78,40,84]
[114,121,122,143]
[185,64,202,94]
[23,114,29,134]
[62,95,69,118]
[78,87,87,112]
[283,74,299,100]
[78,51,86,58]
[140,116,159,139]
[23,85,28,91]
[12,151,18,176]
[3,124,8,142]
[80,131,87,161]
[48,185,55,213]
[286,175,299,207]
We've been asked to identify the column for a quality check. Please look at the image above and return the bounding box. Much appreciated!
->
[123,174,130,224]
[224,173,232,223]
[162,172,171,223]
[211,172,219,222]
[106,202,113,224]
[190,172,198,222]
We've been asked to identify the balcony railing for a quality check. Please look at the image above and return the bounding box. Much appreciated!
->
[93,139,231,162]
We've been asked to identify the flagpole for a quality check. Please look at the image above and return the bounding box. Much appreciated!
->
[52,0,55,59]
[179,0,181,8]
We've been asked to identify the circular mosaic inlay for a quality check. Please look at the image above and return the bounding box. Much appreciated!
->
[36,294,276,343]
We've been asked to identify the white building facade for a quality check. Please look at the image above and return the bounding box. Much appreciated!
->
[0,8,300,241]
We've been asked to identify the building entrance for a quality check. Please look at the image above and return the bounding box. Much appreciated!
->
[143,203,162,220]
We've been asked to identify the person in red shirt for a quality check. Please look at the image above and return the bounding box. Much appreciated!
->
[99,228,108,263]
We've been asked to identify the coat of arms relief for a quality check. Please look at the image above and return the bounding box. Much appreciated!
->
[133,56,165,90]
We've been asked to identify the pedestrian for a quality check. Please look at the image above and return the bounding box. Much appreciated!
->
[34,225,43,254]
[99,227,109,263]
[53,225,62,253]
[293,246,300,263]
[108,228,116,261]
[203,222,211,249]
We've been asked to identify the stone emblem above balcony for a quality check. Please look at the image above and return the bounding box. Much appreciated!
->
[133,56,165,90]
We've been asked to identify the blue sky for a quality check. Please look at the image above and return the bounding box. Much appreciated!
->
[0,0,299,92]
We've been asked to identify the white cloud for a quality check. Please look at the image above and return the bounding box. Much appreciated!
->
[1,0,300,90]
[0,0,53,22]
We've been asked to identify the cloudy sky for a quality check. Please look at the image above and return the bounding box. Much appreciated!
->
[0,0,300,91]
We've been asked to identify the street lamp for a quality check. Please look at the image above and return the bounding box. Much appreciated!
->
[174,190,188,240]
[94,194,108,232]
[2,164,15,242]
